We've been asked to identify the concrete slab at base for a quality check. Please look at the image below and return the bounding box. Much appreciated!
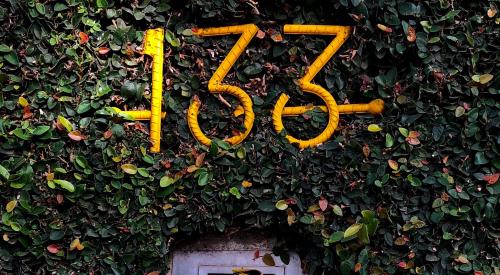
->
[169,233,305,275]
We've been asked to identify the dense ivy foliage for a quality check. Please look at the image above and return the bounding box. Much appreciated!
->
[0,0,499,274]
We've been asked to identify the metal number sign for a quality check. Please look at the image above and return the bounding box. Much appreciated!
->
[109,25,384,152]
[187,24,258,147]
[113,28,165,153]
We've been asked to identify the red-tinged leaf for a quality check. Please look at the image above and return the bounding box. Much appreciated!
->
[398,261,407,268]
[256,29,265,39]
[406,26,416,42]
[455,255,469,264]
[186,165,199,173]
[68,130,85,141]
[253,250,260,260]
[103,130,113,139]
[354,263,362,272]
[286,198,297,205]
[407,131,420,138]
[79,31,89,44]
[474,271,484,275]
[406,137,421,145]
[433,71,445,82]
[362,144,370,158]
[488,7,497,18]
[319,197,328,211]
[56,194,64,204]
[394,236,407,246]
[286,208,296,226]
[377,24,393,33]
[195,152,206,167]
[98,47,110,55]
[455,185,462,193]
[442,155,449,164]
[268,29,283,42]
[388,160,399,170]
[47,244,60,254]
[271,32,283,42]
[408,251,415,259]
[483,173,499,185]
[23,106,33,119]
[147,272,161,275]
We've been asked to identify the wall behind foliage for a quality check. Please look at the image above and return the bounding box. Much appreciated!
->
[0,0,499,274]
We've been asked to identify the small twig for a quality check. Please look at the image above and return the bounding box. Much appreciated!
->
[218,94,232,108]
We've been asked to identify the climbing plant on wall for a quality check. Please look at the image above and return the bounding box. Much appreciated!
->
[0,0,499,274]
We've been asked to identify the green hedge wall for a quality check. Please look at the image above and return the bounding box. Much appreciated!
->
[0,0,499,274]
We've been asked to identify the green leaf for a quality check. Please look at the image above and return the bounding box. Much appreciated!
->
[35,3,46,15]
[398,127,409,137]
[0,164,10,180]
[455,106,465,117]
[121,164,138,175]
[344,223,363,238]
[236,147,246,159]
[12,128,31,140]
[351,0,362,7]
[57,115,73,132]
[275,200,288,210]
[77,101,91,114]
[361,210,375,221]
[54,3,67,11]
[0,44,11,53]
[10,222,21,232]
[120,81,140,99]
[4,52,19,66]
[134,11,145,20]
[299,215,314,224]
[428,37,440,43]
[96,0,108,8]
[53,179,75,192]
[32,125,51,135]
[160,175,177,187]
[49,230,65,241]
[358,224,370,244]
[474,152,488,165]
[214,139,231,150]
[340,260,354,275]
[472,74,494,84]
[165,30,180,47]
[258,200,275,212]
[436,10,460,22]
[329,231,344,243]
[367,124,382,132]
[47,180,56,189]
[385,133,394,147]
[197,171,209,186]
[229,187,241,199]
[243,64,262,75]
[182,29,193,36]
[333,205,343,216]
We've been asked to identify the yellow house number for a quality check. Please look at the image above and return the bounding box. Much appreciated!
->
[112,24,384,153]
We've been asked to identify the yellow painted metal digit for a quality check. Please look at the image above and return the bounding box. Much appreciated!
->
[272,25,384,148]
[187,24,258,147]
[116,28,165,153]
